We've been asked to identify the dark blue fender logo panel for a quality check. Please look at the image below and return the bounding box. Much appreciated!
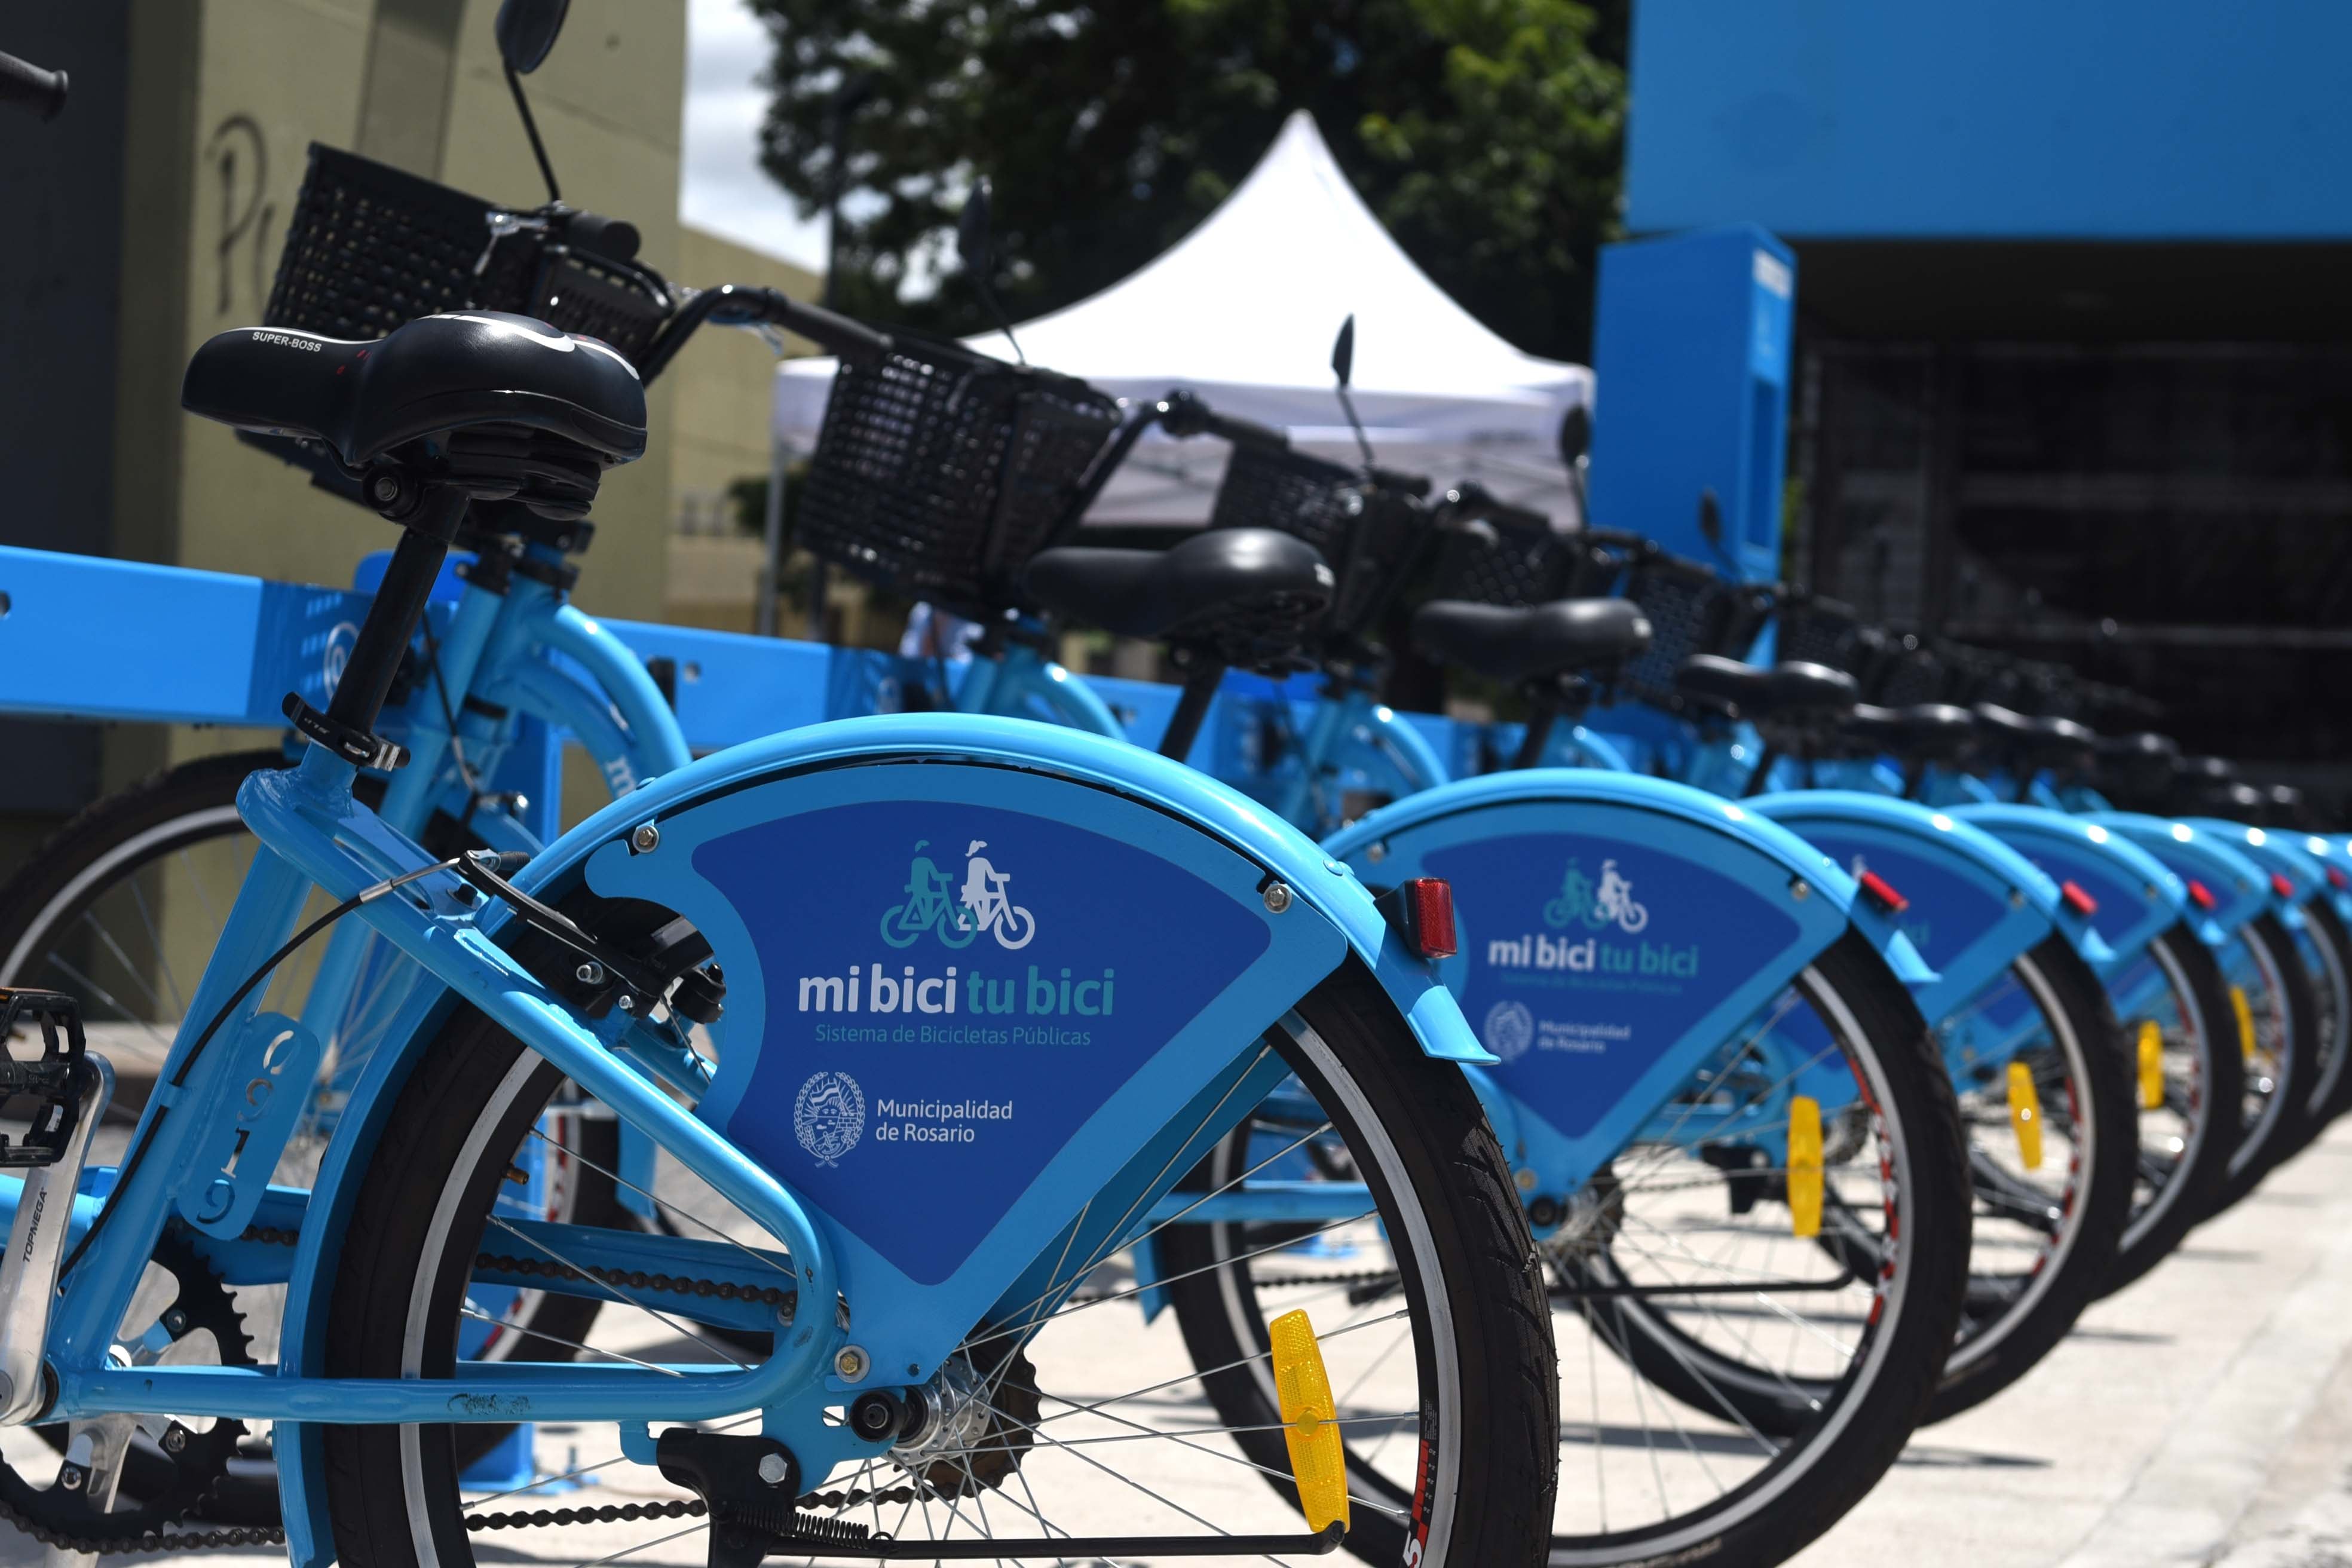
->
[1426,834,1799,1138]
[694,801,1272,1285]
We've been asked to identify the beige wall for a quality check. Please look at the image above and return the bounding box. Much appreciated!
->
[117,0,686,627]
[103,0,687,781]
[663,227,820,632]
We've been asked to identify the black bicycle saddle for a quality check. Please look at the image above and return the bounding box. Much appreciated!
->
[1840,701,1978,760]
[1023,528,1334,645]
[1675,654,1858,720]
[181,311,648,473]
[2096,730,2180,763]
[1410,598,1652,685]
[1974,703,2095,766]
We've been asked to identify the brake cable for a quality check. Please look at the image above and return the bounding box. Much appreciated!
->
[57,854,466,1283]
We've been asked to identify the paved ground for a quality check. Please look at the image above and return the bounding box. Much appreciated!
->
[4,1121,2351,1566]
[1790,1119,2352,1568]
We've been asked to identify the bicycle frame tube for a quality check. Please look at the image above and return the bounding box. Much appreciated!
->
[1268,687,1453,831]
[50,747,841,1428]
[293,561,696,1089]
[956,641,1125,738]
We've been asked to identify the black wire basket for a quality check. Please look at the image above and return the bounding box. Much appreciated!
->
[1612,550,1774,710]
[1421,499,1586,610]
[1773,589,1864,672]
[794,335,1121,620]
[264,143,670,363]
[1207,444,1362,556]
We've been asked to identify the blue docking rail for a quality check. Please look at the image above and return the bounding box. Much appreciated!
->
[0,545,1483,792]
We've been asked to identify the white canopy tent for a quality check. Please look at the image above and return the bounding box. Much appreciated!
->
[770,111,1591,525]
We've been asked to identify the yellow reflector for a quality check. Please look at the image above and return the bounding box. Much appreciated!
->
[2231,985,2257,1062]
[2137,1021,2166,1111]
[1269,1309,1350,1534]
[1787,1095,1824,1239]
[2007,1061,2044,1170]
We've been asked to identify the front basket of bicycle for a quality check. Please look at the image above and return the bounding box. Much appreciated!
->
[1422,497,1587,610]
[1610,548,1775,712]
[795,336,1122,621]
[265,143,672,361]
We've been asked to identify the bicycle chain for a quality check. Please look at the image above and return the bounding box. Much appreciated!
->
[216,1227,976,1546]
[0,1500,285,1557]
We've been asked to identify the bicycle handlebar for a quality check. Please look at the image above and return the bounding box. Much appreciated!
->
[0,49,68,120]
[635,281,892,382]
[1157,392,1288,451]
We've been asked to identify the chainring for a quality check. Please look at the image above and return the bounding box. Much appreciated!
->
[0,1227,253,1546]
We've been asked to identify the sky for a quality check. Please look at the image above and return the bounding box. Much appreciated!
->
[680,0,829,271]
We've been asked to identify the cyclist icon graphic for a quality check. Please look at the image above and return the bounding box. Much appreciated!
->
[880,839,1037,950]
[1542,856,1650,934]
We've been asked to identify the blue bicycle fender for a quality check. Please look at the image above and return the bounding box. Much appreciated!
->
[1951,803,2183,975]
[522,715,1481,1062]
[2284,830,2352,926]
[1324,768,1933,985]
[2189,819,2327,909]
[2082,814,2270,944]
[1322,769,1925,1195]
[1748,792,2099,1021]
[270,715,1480,1564]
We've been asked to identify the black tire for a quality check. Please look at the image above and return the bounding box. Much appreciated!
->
[2207,912,2322,1214]
[0,748,620,1519]
[2271,897,2352,1159]
[1177,930,1968,1568]
[321,958,1560,1568]
[1919,936,2135,1422]
[1595,933,2125,1437]
[2103,924,2244,1294]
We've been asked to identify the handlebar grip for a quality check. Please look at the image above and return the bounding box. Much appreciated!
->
[770,295,893,360]
[0,50,68,120]
[1199,410,1289,451]
[1368,465,1434,498]
[561,210,642,264]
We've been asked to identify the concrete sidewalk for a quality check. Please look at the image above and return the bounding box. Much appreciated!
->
[1793,1119,2352,1568]
[4,1121,2348,1565]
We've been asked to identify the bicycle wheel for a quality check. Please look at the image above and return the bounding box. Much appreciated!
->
[2270,897,2352,1160]
[2101,924,2244,1294]
[0,749,621,1517]
[1912,936,2134,1421]
[2207,912,2321,1214]
[1171,930,1968,1568]
[320,957,1559,1567]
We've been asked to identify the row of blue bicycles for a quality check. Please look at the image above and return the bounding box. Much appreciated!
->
[4,11,2345,1566]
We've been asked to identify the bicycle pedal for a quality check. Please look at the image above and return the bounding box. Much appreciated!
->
[0,988,93,1169]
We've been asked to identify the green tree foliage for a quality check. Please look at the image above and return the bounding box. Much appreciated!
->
[748,0,1627,362]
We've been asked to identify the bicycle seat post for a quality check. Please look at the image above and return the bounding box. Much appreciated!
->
[323,483,470,754]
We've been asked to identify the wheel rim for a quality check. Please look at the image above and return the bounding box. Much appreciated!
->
[375,1017,1478,1565]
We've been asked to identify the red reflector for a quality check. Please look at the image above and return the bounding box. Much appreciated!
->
[2330,866,2349,892]
[1406,878,1456,959]
[2186,879,2218,911]
[1378,878,1457,960]
[1857,869,1909,914]
[2272,872,2298,899]
[2059,880,2099,917]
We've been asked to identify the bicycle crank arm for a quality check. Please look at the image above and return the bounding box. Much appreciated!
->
[0,1056,112,1425]
[745,1521,1348,1561]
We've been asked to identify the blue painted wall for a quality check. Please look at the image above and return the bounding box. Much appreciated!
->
[1626,1,2352,239]
[1588,225,1793,583]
